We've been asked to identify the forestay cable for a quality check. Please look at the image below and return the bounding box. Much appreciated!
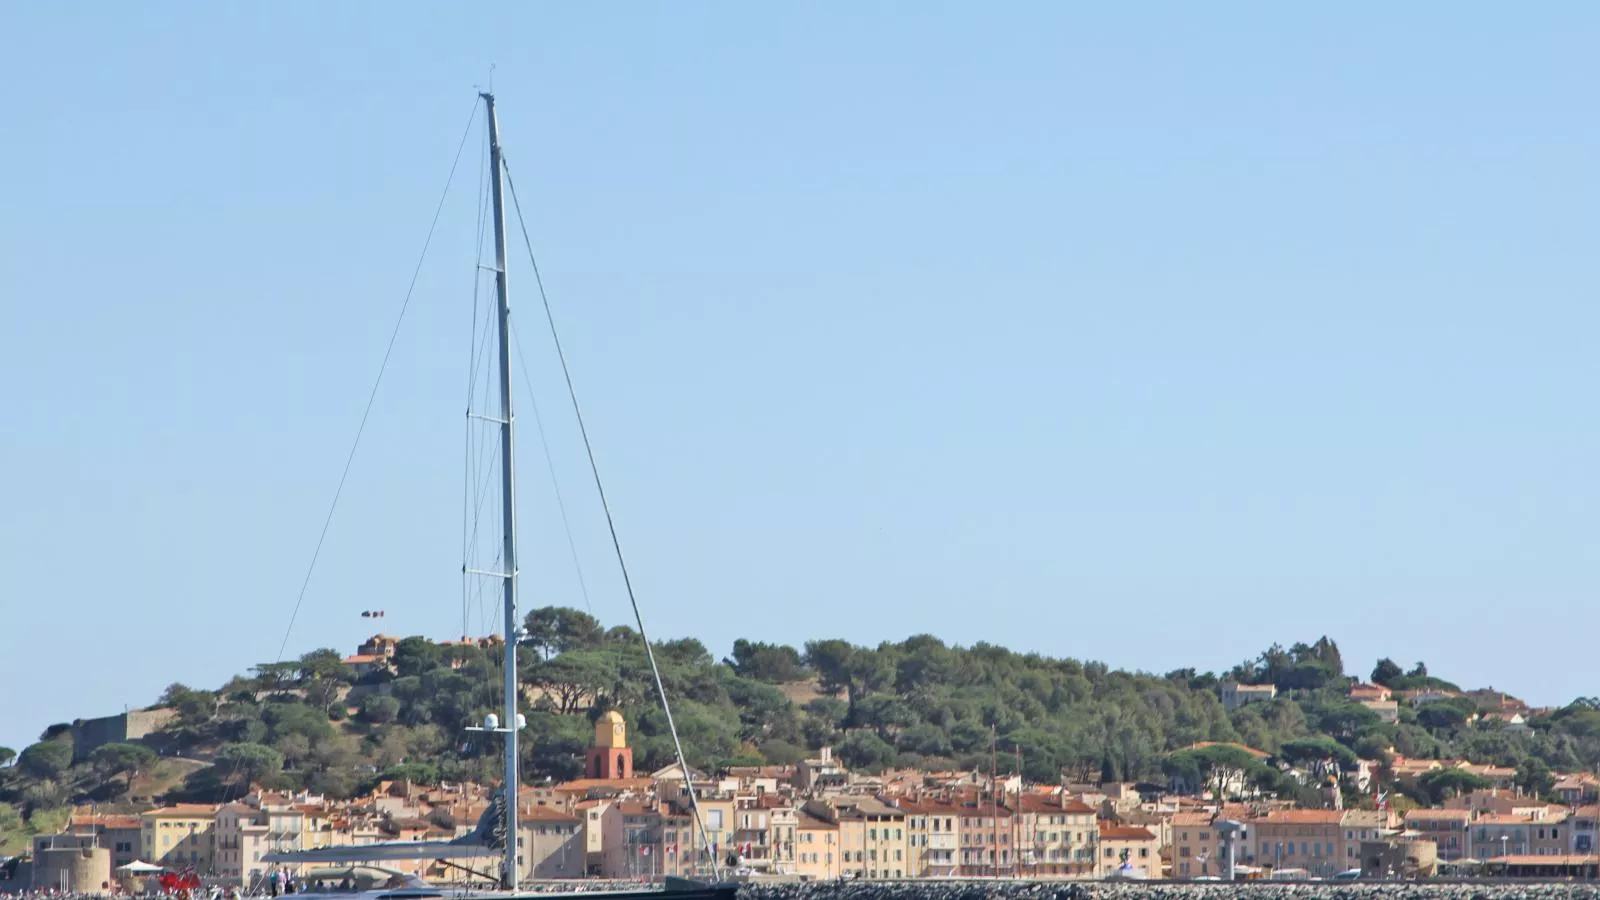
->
[501,156,722,882]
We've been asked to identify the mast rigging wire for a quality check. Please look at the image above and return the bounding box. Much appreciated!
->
[275,98,480,663]
[243,98,478,798]
[463,113,489,641]
[509,318,596,615]
[500,156,722,882]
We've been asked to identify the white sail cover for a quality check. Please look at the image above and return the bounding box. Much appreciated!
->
[262,792,502,864]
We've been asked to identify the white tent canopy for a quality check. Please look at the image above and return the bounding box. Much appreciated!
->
[116,861,165,874]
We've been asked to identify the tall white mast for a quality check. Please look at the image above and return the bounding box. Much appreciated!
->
[483,90,521,891]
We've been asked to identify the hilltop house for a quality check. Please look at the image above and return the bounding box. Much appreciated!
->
[1219,682,1277,712]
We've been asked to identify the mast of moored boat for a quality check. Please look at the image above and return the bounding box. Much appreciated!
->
[483,89,521,891]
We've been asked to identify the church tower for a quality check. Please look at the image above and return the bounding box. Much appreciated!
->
[586,710,634,779]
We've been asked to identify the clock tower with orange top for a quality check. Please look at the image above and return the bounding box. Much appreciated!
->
[586,709,634,779]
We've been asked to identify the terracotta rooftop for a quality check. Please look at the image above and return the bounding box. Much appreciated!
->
[1475,815,1538,826]
[1404,809,1471,820]
[1012,794,1096,815]
[894,798,961,815]
[70,815,142,830]
[142,804,218,818]
[551,777,654,793]
[1254,809,1345,825]
[956,802,1013,818]
[522,805,579,822]
[1098,823,1157,841]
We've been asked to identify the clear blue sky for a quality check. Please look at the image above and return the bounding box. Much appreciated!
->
[2,3,1597,753]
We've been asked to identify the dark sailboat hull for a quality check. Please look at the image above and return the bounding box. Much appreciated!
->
[514,890,736,900]
[302,880,738,900]
[505,882,737,900]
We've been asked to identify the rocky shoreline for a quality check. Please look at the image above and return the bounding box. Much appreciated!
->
[736,881,1600,900]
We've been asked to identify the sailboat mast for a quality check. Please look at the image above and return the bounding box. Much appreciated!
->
[482,90,521,891]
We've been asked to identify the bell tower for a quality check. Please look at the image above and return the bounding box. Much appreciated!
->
[586,710,633,779]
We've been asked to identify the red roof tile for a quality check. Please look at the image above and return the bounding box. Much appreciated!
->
[1254,809,1344,825]
[522,806,579,822]
[1098,823,1157,841]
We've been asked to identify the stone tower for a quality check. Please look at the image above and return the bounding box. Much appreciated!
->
[586,709,633,779]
